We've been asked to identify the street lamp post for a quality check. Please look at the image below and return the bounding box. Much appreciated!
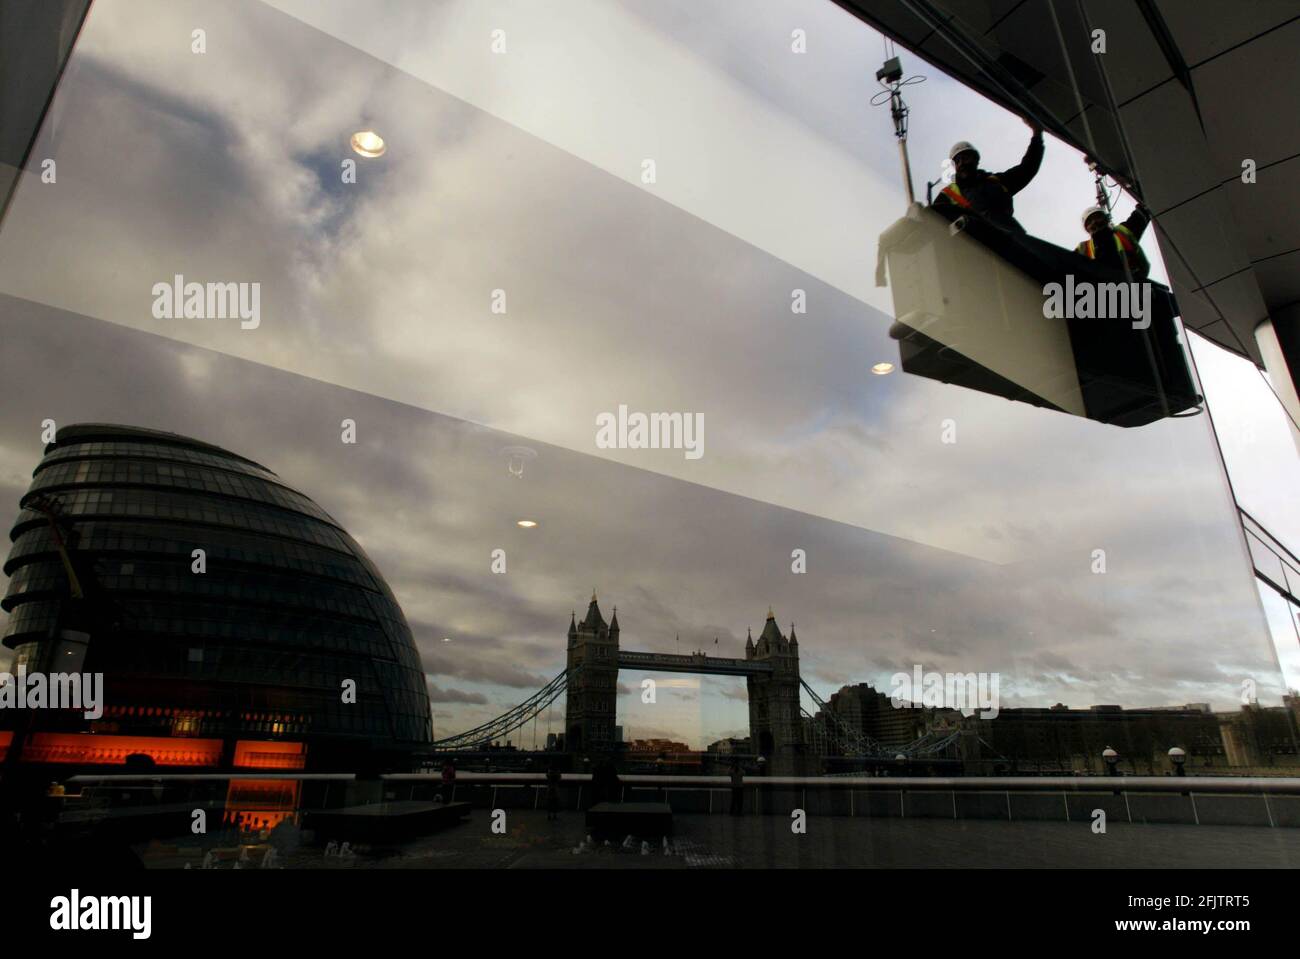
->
[1168,746,1187,777]
[1102,747,1119,776]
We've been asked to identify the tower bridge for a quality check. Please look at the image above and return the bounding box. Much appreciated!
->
[562,593,808,772]
[615,650,773,677]
[430,593,947,771]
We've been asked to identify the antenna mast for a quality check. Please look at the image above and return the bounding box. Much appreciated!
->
[873,44,926,206]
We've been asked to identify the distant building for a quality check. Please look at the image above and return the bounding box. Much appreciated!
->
[706,736,752,755]
[623,737,701,770]
[1216,703,1300,770]
[826,682,928,749]
[625,738,691,755]
[962,704,1229,775]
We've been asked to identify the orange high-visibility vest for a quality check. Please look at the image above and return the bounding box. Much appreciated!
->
[940,183,972,208]
[939,175,1004,209]
[1078,224,1148,275]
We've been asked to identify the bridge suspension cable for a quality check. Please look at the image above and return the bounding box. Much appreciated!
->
[800,679,1001,761]
[430,666,576,751]
[799,680,891,758]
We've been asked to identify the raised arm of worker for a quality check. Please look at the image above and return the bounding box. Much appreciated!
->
[995,119,1045,195]
[1120,203,1151,242]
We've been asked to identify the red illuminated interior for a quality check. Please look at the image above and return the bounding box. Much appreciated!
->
[21,732,222,766]
[233,740,307,769]
[224,778,302,833]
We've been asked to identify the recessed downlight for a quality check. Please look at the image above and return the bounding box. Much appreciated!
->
[350,130,386,158]
[871,362,895,375]
[516,519,538,528]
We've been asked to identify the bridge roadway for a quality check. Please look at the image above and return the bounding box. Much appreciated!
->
[616,650,773,677]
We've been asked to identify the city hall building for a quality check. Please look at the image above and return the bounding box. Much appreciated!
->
[0,424,432,773]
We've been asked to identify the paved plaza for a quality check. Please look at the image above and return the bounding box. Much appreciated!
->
[136,810,1300,869]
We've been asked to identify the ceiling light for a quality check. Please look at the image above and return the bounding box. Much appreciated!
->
[350,130,386,158]
[871,362,895,375]
[502,445,538,479]
[516,519,538,528]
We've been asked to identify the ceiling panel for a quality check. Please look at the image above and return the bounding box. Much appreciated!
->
[1193,21,1300,179]
[1156,0,1299,66]
[1192,273,1270,337]
[1081,0,1175,105]
[1118,82,1219,208]
[1222,156,1300,264]
[935,0,1005,36]
[1057,103,1126,173]
[990,0,1112,107]
[833,1,931,48]
[1158,191,1257,285]
[1163,243,1267,359]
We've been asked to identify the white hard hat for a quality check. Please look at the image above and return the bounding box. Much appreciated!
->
[949,141,978,161]
[946,140,977,160]
[1081,205,1107,228]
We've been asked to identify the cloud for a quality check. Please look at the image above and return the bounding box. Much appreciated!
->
[425,683,489,705]
[0,298,1286,743]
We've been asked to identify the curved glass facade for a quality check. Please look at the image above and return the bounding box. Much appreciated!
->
[2,424,432,768]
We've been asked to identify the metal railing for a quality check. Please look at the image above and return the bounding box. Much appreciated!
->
[51,771,1300,830]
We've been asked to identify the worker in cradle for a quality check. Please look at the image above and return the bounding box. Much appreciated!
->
[1076,203,1151,280]
[931,118,1044,233]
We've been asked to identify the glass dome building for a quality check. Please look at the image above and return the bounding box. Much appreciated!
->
[1,424,432,772]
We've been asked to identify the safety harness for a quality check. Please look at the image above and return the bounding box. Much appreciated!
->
[1077,223,1148,276]
[939,175,1005,209]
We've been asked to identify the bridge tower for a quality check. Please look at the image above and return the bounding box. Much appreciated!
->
[564,591,619,758]
[746,609,807,773]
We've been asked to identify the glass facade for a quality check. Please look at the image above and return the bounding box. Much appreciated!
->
[0,0,1296,883]
[1,424,433,767]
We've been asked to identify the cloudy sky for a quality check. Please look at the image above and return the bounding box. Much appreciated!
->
[0,0,1295,747]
